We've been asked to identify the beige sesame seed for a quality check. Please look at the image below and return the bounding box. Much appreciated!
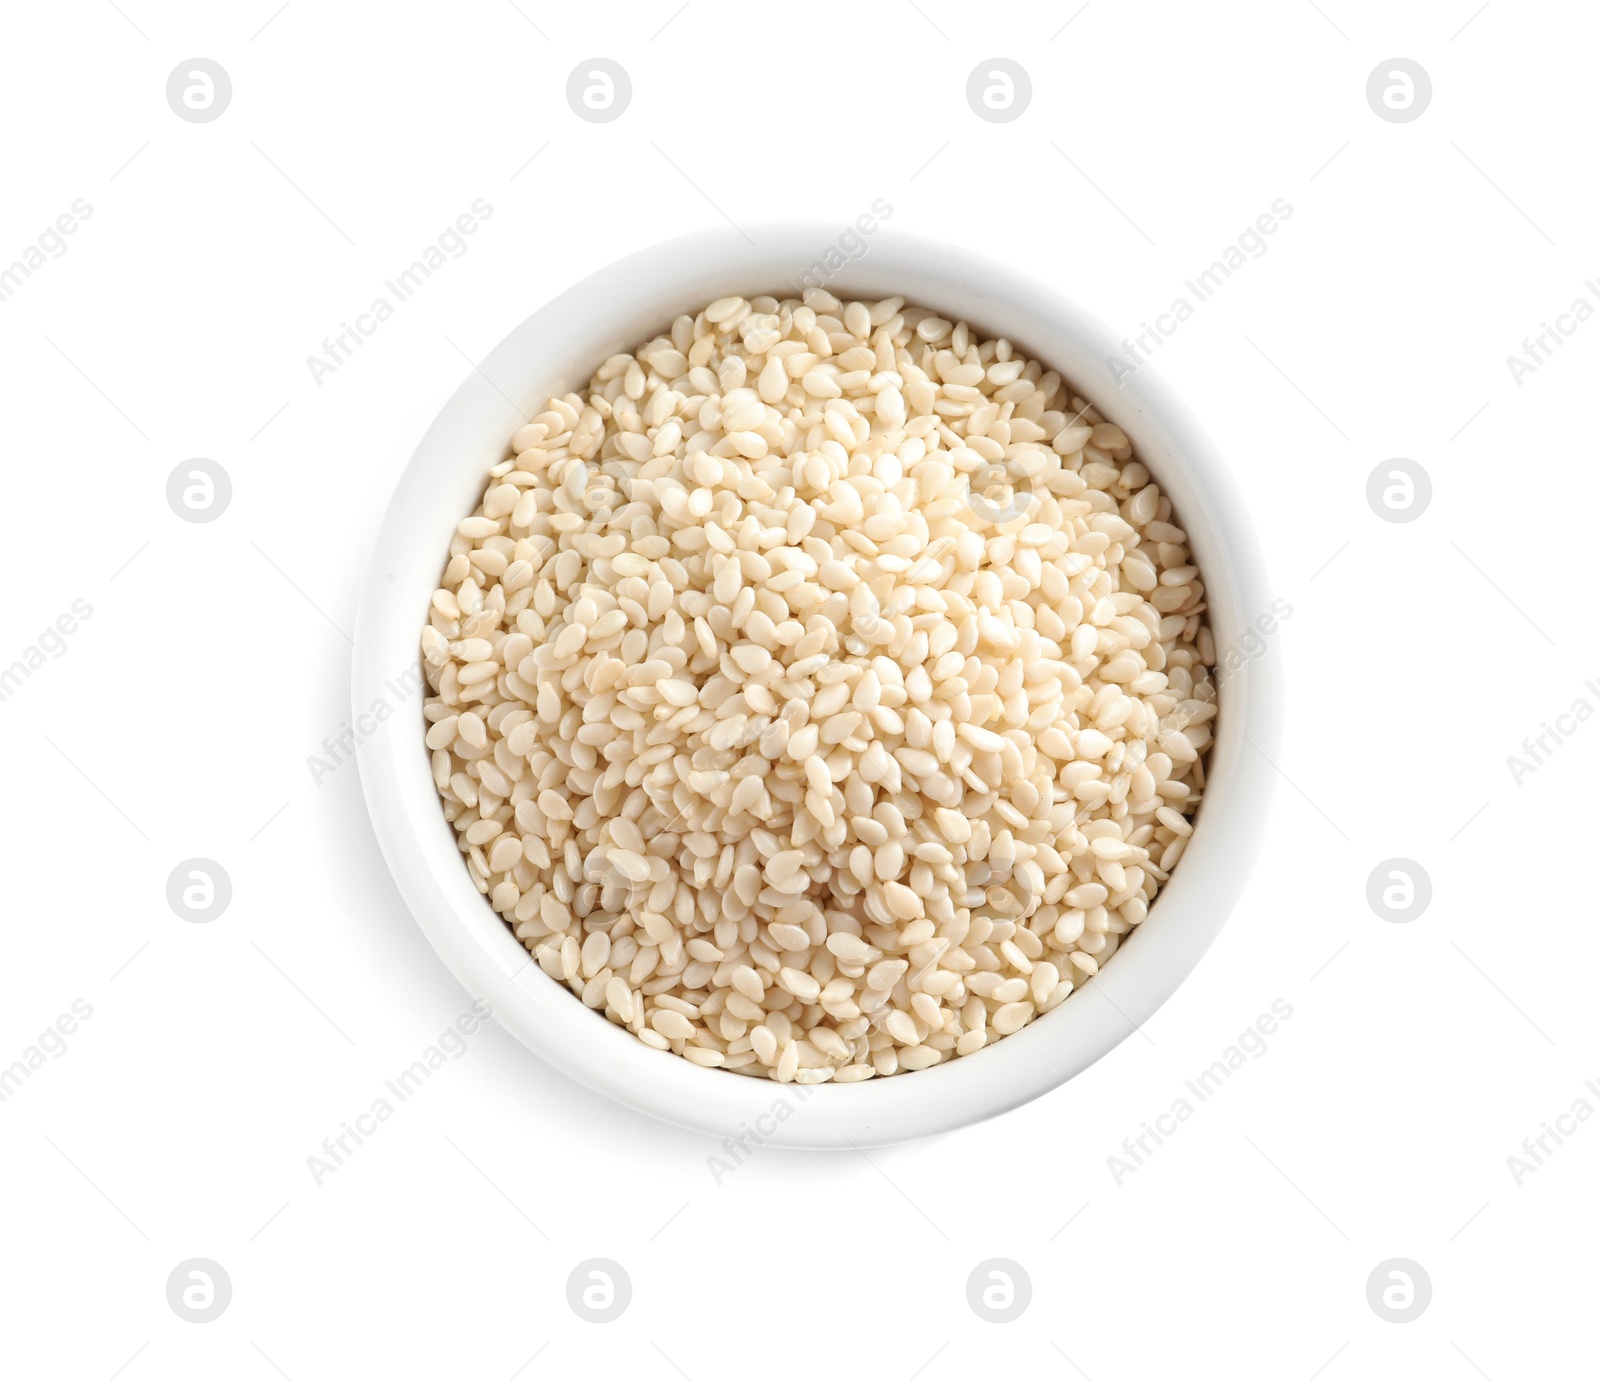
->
[422,293,1214,1084]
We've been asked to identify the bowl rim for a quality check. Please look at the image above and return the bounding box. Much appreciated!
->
[352,221,1283,1149]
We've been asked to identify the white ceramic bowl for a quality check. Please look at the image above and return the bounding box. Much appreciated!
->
[353,224,1281,1148]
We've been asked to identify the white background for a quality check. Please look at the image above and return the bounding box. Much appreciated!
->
[1,0,1594,1376]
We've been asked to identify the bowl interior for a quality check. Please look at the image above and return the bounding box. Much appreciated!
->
[353,224,1280,1148]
